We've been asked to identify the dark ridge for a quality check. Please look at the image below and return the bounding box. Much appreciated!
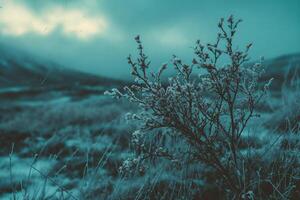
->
[0,43,126,88]
[259,53,300,92]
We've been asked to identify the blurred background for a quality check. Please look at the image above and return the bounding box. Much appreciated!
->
[0,0,299,79]
[0,0,299,199]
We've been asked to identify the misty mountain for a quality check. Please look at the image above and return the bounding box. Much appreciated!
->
[0,42,299,93]
[0,44,123,88]
[261,53,300,92]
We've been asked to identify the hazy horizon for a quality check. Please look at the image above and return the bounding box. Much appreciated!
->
[0,0,299,80]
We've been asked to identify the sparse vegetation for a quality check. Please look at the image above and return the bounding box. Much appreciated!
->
[106,16,300,199]
[1,16,300,200]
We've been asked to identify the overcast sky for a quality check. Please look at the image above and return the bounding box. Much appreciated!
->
[0,0,299,80]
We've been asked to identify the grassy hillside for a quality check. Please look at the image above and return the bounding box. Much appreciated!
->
[0,53,299,199]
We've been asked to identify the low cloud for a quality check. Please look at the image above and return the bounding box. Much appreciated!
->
[0,1,107,40]
[149,27,189,48]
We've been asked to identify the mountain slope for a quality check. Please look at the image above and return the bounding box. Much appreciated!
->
[260,53,300,92]
[0,43,298,92]
[0,45,123,88]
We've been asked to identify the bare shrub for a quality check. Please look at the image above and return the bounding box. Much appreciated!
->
[106,15,299,199]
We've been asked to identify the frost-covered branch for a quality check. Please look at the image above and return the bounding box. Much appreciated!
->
[106,15,277,199]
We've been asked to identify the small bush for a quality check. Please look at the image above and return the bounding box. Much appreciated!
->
[106,16,300,199]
